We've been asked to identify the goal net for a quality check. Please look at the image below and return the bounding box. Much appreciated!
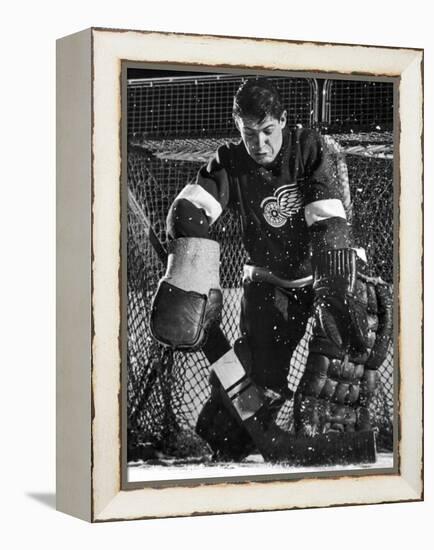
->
[126,75,394,460]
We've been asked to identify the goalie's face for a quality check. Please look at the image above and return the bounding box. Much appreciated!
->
[235,111,287,166]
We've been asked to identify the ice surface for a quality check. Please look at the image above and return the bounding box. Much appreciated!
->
[127,453,394,482]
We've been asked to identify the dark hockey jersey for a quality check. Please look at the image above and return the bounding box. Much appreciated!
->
[170,127,351,281]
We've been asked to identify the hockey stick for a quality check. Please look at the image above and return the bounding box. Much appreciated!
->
[128,189,168,266]
[128,188,376,465]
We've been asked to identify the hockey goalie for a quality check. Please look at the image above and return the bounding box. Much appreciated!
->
[150,78,393,465]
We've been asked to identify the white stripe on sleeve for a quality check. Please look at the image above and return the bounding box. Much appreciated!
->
[176,184,223,225]
[304,198,346,227]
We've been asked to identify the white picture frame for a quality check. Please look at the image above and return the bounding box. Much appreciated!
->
[56,27,423,522]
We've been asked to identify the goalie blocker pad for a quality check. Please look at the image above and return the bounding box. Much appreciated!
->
[210,348,377,465]
[150,237,223,350]
[151,282,222,349]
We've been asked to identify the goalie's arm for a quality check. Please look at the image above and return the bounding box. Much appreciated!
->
[151,145,234,352]
[296,130,357,435]
[167,145,233,239]
[300,129,352,255]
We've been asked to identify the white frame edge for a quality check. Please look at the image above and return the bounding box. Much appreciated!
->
[56,28,93,522]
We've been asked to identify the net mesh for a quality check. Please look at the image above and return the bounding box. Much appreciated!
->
[128,75,317,140]
[126,75,394,460]
[324,80,394,131]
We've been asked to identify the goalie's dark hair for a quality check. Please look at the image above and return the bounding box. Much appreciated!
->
[232,78,284,122]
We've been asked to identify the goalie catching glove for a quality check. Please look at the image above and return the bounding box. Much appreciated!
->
[150,237,223,351]
[294,248,393,437]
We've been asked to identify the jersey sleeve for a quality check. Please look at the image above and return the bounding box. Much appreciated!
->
[300,130,352,255]
[166,144,232,239]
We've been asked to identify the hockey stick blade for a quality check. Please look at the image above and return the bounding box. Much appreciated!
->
[285,430,377,466]
[245,418,377,466]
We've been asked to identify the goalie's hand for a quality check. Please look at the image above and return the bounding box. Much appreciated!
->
[294,249,393,436]
[311,248,375,357]
[150,237,223,351]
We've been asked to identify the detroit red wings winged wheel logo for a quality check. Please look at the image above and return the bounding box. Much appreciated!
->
[260,183,303,228]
